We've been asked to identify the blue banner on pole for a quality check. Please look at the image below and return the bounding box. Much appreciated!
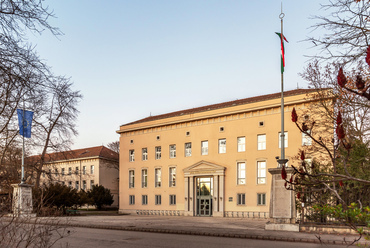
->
[17,109,34,138]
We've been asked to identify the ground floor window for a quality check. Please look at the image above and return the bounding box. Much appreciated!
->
[237,193,245,205]
[169,195,176,205]
[142,195,148,205]
[257,193,266,206]
[155,195,161,205]
[129,195,135,205]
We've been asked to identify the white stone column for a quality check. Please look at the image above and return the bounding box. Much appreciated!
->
[213,175,218,212]
[184,177,189,212]
[189,176,194,215]
[219,175,224,215]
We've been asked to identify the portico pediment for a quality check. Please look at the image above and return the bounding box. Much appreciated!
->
[183,160,226,177]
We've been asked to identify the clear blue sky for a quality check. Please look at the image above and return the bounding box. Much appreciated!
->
[29,0,324,149]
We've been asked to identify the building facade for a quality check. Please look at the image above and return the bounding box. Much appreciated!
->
[34,146,119,207]
[117,89,319,217]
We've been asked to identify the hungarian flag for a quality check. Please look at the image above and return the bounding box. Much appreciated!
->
[276,32,288,73]
[17,109,34,138]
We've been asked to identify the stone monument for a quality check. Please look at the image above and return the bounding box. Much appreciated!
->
[12,183,36,217]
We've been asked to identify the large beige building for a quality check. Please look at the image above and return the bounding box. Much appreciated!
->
[117,89,319,217]
[33,146,119,207]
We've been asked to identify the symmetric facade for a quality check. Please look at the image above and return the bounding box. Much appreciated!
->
[117,89,318,217]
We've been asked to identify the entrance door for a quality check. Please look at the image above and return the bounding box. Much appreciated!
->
[196,177,213,216]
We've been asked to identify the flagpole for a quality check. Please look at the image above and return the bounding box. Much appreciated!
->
[21,101,25,184]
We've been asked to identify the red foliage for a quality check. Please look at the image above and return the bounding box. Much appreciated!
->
[301,150,305,160]
[281,166,287,180]
[339,180,344,187]
[356,75,365,90]
[366,45,370,67]
[337,67,347,87]
[291,107,298,122]
[297,192,301,199]
[336,111,342,125]
[336,125,346,140]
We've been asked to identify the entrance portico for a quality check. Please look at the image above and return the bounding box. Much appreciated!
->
[183,161,226,217]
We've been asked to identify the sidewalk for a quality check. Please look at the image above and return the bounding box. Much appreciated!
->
[50,215,370,246]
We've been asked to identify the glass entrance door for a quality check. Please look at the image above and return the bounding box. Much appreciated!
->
[196,177,213,216]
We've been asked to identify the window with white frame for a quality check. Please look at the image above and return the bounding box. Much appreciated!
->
[142,169,148,188]
[142,195,148,205]
[82,180,86,190]
[91,165,94,174]
[155,195,161,205]
[75,181,79,190]
[201,141,208,155]
[237,162,246,185]
[237,137,246,152]
[302,130,312,146]
[218,139,226,153]
[68,167,72,175]
[129,195,135,205]
[129,170,135,188]
[278,132,288,148]
[257,134,266,150]
[257,193,266,205]
[237,193,246,205]
[142,148,148,161]
[90,180,94,189]
[257,161,266,184]
[169,145,176,158]
[129,149,135,162]
[169,195,176,205]
[83,166,86,175]
[155,146,161,160]
[61,168,65,176]
[68,181,72,188]
[75,166,79,175]
[185,142,192,157]
[169,167,176,187]
[155,168,161,187]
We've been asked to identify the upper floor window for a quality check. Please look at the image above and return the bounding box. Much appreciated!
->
[61,168,65,176]
[90,180,95,188]
[155,168,161,187]
[55,168,59,176]
[278,132,288,148]
[129,170,135,188]
[169,167,176,187]
[257,161,266,184]
[75,166,79,175]
[302,131,312,146]
[75,181,79,190]
[237,162,246,185]
[169,145,176,158]
[257,134,266,150]
[129,150,135,162]
[185,142,192,157]
[142,148,148,161]
[90,165,95,174]
[83,166,86,175]
[237,137,246,152]
[68,167,72,175]
[201,141,208,155]
[142,169,148,188]
[82,180,87,190]
[155,146,161,160]
[218,139,226,154]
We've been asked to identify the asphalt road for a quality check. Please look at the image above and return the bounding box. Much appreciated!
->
[54,227,342,248]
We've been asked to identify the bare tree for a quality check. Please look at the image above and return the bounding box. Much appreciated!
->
[107,141,120,154]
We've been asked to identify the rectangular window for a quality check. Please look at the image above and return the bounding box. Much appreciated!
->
[142,169,148,188]
[237,137,246,152]
[75,181,79,190]
[155,168,161,187]
[169,195,176,205]
[68,181,72,188]
[82,180,86,190]
[278,132,288,148]
[237,162,246,185]
[82,166,86,175]
[129,150,135,162]
[155,195,162,205]
[61,182,65,186]
[237,193,246,205]
[169,145,176,158]
[142,195,148,205]
[201,141,208,155]
[155,146,161,160]
[169,167,176,187]
[129,195,135,205]
[257,134,266,150]
[257,161,266,184]
[185,142,192,157]
[91,165,95,174]
[142,148,148,161]
[55,168,59,176]
[90,180,94,189]
[75,167,79,175]
[302,131,312,146]
[129,170,135,188]
[68,167,72,175]
[218,139,226,154]
[257,193,266,206]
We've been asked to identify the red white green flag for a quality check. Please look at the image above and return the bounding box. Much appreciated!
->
[275,32,288,73]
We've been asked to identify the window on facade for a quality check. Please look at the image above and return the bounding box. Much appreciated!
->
[42,172,45,178]
[68,181,72,188]
[129,170,135,188]
[278,132,288,148]
[61,168,65,176]
[142,148,148,161]
[61,182,65,186]
[129,150,135,162]
[90,180,94,189]
[55,168,58,176]
[218,139,226,154]
[257,134,266,150]
[237,137,246,152]
[142,169,148,188]
[201,141,208,155]
[142,195,148,205]
[257,193,266,205]
[68,167,72,175]
[169,145,176,158]
[75,166,79,175]
[257,161,266,184]
[91,165,95,174]
[129,195,135,205]
[155,146,161,160]
[155,195,162,205]
[169,195,176,205]
[155,168,161,187]
[75,181,79,190]
[185,142,192,157]
[82,180,86,190]
[83,166,86,175]
[169,167,176,187]
[237,193,246,205]
[237,162,246,185]
[302,131,312,146]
